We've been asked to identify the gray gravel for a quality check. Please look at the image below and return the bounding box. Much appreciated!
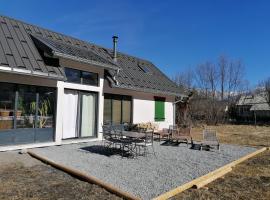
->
[32,142,256,200]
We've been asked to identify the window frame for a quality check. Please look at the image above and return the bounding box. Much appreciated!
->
[103,94,132,124]
[0,82,56,146]
[64,67,99,86]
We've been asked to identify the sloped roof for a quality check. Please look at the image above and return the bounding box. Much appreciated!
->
[237,92,270,111]
[250,103,270,111]
[31,34,119,70]
[106,51,182,96]
[0,15,65,79]
[0,15,183,96]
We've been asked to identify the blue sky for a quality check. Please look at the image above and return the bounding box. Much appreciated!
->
[1,0,270,85]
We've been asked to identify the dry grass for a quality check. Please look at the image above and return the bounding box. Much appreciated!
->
[191,124,270,147]
[0,163,122,200]
[173,125,270,200]
[173,150,270,200]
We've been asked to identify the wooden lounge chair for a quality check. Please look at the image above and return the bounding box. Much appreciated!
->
[201,129,220,150]
[154,128,170,141]
[171,127,192,146]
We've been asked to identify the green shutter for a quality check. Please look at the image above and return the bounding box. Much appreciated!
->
[155,98,165,121]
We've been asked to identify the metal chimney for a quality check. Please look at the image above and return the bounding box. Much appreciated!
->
[112,35,118,62]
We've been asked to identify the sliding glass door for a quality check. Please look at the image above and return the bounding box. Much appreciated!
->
[62,89,97,139]
[63,90,79,139]
[80,93,96,137]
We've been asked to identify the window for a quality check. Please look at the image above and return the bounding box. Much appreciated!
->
[0,83,15,131]
[65,67,98,86]
[0,82,56,146]
[155,97,165,121]
[81,71,98,86]
[138,63,151,74]
[103,94,132,124]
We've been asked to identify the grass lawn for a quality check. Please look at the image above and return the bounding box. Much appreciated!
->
[173,125,270,200]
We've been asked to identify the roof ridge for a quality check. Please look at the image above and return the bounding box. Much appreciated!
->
[1,14,160,67]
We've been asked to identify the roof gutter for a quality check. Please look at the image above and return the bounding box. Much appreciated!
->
[0,65,65,80]
[111,83,185,97]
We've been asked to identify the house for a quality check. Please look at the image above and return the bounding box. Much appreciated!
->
[0,15,184,151]
[235,92,270,122]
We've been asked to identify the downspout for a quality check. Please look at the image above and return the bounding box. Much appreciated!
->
[112,68,120,86]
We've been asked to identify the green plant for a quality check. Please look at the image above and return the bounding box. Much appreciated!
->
[17,96,25,113]
[39,98,51,128]
[30,98,51,128]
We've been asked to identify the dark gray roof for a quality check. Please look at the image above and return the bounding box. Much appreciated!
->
[0,15,183,96]
[31,34,119,70]
[107,52,182,96]
[0,15,65,79]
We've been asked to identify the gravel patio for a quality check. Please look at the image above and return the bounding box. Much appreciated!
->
[31,141,256,200]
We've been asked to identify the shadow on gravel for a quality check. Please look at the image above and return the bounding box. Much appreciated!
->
[80,145,134,158]
[160,140,181,146]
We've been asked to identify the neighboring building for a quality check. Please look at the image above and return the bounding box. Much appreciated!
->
[236,92,270,122]
[0,15,184,151]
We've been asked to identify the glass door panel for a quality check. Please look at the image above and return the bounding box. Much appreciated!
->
[62,90,79,139]
[112,99,121,124]
[80,93,96,137]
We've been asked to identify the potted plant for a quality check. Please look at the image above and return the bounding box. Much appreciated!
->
[0,101,11,117]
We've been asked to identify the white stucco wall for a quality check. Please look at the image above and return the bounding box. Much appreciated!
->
[55,59,105,144]
[133,99,174,130]
[104,80,175,130]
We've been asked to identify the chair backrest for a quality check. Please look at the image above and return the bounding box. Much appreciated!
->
[144,130,154,145]
[162,128,169,133]
[179,127,191,136]
[203,129,217,141]
[169,125,178,134]
[112,124,125,134]
[102,125,112,139]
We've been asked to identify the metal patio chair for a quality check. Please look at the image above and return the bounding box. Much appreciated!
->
[111,124,137,157]
[135,129,155,157]
[201,129,220,150]
[102,125,121,149]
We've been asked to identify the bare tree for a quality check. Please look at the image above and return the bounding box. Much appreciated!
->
[218,55,228,100]
[227,59,245,101]
[172,69,194,90]
[195,63,210,97]
[206,62,218,99]
[195,62,218,99]
[174,55,245,125]
[264,77,270,103]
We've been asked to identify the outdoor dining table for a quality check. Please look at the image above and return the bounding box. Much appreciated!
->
[121,131,147,139]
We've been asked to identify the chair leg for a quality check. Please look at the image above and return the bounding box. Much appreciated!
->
[152,145,157,158]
